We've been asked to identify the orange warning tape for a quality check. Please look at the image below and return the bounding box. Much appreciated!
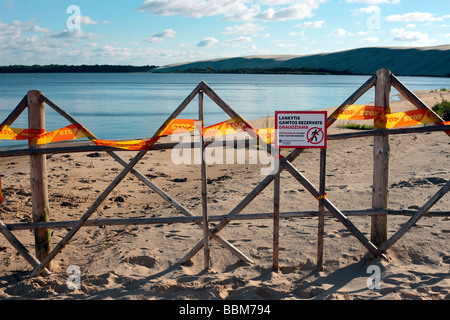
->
[316,193,327,200]
[90,119,196,151]
[1,116,276,150]
[203,116,250,138]
[374,108,442,129]
[331,105,449,135]
[203,116,275,144]
[0,119,197,150]
[0,125,45,141]
[330,105,390,121]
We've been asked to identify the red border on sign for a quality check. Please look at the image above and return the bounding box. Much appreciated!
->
[275,111,327,149]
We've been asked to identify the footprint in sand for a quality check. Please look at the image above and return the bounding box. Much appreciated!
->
[123,255,156,268]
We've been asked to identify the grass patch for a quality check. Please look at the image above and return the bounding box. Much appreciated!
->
[432,99,450,121]
[337,122,375,130]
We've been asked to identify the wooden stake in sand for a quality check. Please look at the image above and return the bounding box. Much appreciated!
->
[27,90,53,271]
[317,148,327,271]
[199,91,210,270]
[371,69,391,247]
[273,157,281,272]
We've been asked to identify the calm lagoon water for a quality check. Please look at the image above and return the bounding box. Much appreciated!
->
[0,73,449,147]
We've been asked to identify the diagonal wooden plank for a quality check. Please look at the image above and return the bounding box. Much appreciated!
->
[391,74,447,124]
[30,149,149,276]
[179,148,304,264]
[280,157,386,259]
[327,74,377,128]
[43,86,253,264]
[379,180,450,253]
[0,95,28,127]
[0,219,51,276]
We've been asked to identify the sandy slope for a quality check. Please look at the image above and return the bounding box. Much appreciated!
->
[0,89,449,300]
[154,45,450,77]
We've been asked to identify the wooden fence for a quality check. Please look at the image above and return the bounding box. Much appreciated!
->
[0,68,449,277]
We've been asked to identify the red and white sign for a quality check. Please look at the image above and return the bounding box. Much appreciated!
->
[275,111,327,149]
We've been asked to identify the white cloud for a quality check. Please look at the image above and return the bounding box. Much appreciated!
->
[289,30,309,40]
[94,44,132,58]
[276,42,296,48]
[0,20,72,65]
[223,22,265,35]
[137,0,260,21]
[391,27,435,45]
[197,37,219,47]
[257,1,325,21]
[78,16,99,25]
[147,28,176,42]
[385,12,445,22]
[328,28,347,37]
[24,26,50,33]
[50,29,98,40]
[295,20,325,28]
[223,36,252,46]
[259,0,295,4]
[137,0,326,21]
[346,0,400,4]
[363,37,380,42]
[352,5,380,15]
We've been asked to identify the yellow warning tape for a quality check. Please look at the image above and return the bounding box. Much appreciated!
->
[0,125,45,141]
[316,193,327,200]
[203,116,275,144]
[0,119,197,150]
[330,105,390,120]
[331,105,449,135]
[374,108,441,129]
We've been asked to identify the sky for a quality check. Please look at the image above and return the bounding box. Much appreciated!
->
[1,0,449,67]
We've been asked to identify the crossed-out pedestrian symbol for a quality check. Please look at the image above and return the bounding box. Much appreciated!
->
[307,127,324,145]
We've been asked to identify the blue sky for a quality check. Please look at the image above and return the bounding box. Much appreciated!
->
[1,0,449,67]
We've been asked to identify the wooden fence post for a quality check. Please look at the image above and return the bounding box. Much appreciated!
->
[273,159,281,272]
[27,90,53,271]
[199,91,210,270]
[371,69,391,247]
[317,148,326,271]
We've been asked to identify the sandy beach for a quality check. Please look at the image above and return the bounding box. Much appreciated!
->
[0,89,449,301]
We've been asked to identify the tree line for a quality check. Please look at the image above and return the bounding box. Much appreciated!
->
[0,65,158,73]
[164,66,355,75]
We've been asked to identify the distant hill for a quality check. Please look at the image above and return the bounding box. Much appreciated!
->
[153,45,450,77]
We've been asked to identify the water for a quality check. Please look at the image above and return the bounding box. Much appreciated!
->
[0,73,449,148]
